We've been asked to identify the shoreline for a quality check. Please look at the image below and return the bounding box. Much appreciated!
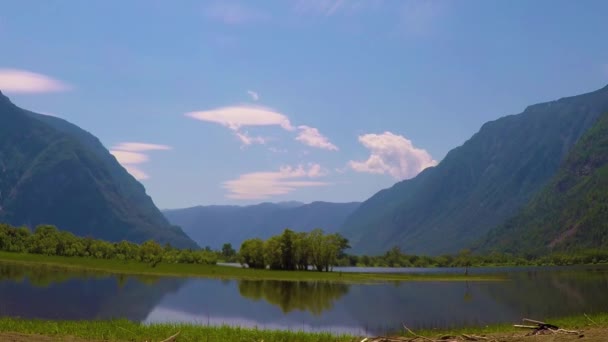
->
[0,251,501,283]
[0,313,605,342]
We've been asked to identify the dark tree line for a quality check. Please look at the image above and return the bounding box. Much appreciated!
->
[0,223,217,266]
[238,229,350,271]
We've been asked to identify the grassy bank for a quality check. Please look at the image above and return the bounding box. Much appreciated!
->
[0,318,357,342]
[410,312,608,338]
[0,251,500,282]
[0,313,606,342]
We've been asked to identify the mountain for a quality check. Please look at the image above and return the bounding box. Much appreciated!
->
[340,85,608,255]
[163,201,360,249]
[479,110,608,254]
[0,91,198,249]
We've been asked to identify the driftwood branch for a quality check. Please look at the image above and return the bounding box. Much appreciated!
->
[159,331,181,342]
[514,318,581,336]
[402,323,436,342]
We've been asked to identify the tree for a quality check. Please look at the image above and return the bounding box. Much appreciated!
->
[140,240,163,267]
[239,238,265,269]
[221,243,236,261]
[279,229,296,270]
[264,236,282,270]
[456,249,473,275]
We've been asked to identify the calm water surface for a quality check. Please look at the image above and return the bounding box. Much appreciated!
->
[0,263,607,335]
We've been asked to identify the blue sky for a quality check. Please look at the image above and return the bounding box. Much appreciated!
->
[1,0,607,209]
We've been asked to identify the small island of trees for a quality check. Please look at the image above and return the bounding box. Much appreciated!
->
[238,229,349,272]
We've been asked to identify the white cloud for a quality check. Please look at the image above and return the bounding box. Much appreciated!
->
[296,125,338,151]
[247,90,259,101]
[235,131,267,146]
[112,142,171,152]
[186,105,294,131]
[110,150,149,164]
[349,131,437,180]
[0,68,70,93]
[186,104,337,150]
[110,142,171,180]
[223,164,330,199]
[205,3,268,25]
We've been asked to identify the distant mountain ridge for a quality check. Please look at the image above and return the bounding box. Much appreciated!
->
[163,201,360,249]
[479,110,608,254]
[0,90,198,249]
[340,85,608,255]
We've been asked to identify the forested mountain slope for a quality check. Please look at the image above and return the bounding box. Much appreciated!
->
[0,90,197,248]
[340,85,608,255]
[479,111,608,254]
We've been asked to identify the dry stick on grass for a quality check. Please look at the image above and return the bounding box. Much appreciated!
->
[159,331,180,342]
[584,313,598,325]
[402,324,436,342]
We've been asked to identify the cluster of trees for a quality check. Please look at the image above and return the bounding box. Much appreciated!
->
[238,229,350,271]
[340,247,608,268]
[0,223,217,266]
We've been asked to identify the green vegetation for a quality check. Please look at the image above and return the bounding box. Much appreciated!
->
[340,85,608,255]
[0,223,217,266]
[342,247,608,267]
[480,111,608,255]
[238,229,350,271]
[0,91,197,249]
[0,313,607,342]
[0,251,498,282]
[0,317,357,342]
[410,312,608,338]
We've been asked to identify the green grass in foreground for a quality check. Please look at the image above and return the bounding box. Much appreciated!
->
[0,313,607,342]
[0,251,500,282]
[410,312,608,337]
[0,318,357,342]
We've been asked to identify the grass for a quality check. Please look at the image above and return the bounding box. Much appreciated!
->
[0,313,607,342]
[408,312,608,338]
[0,251,501,283]
[0,317,358,342]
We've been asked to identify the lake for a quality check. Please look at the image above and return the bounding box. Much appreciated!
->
[0,263,607,336]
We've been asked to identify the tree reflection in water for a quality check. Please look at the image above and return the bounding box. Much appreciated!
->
[238,280,349,315]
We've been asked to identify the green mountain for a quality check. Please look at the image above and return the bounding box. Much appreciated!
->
[479,111,608,254]
[340,85,608,255]
[163,201,360,249]
[0,91,198,249]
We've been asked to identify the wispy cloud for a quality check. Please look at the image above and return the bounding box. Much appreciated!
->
[223,164,330,199]
[112,142,171,152]
[204,2,268,25]
[349,131,436,179]
[110,142,171,180]
[186,104,292,146]
[293,0,379,16]
[235,131,267,146]
[296,125,338,151]
[186,105,294,131]
[0,68,70,93]
[247,90,259,101]
[186,104,337,150]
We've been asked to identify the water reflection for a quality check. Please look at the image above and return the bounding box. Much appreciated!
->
[238,280,349,315]
[1,262,608,336]
[0,263,184,321]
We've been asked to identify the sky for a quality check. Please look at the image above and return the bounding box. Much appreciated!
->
[1,0,608,209]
